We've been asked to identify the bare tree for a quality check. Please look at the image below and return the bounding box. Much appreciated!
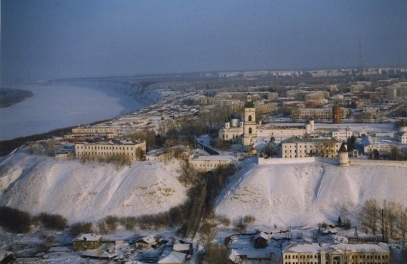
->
[359,199,379,235]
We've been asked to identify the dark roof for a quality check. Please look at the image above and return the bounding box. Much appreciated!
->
[230,113,241,119]
[339,142,347,153]
[245,101,254,108]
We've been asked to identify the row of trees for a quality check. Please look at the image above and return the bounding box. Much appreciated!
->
[0,206,67,233]
[367,146,407,161]
[359,199,407,241]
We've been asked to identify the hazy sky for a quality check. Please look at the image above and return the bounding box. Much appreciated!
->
[1,0,407,83]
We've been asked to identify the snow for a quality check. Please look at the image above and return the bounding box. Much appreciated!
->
[216,161,407,227]
[74,234,101,242]
[157,251,186,263]
[2,120,407,231]
[0,151,186,223]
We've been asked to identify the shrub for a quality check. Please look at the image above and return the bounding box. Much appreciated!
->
[37,213,67,230]
[120,217,137,231]
[105,215,118,232]
[98,220,108,234]
[216,215,231,227]
[69,222,93,237]
[0,206,31,233]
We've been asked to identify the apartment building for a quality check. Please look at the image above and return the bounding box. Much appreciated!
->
[292,107,349,120]
[281,137,342,159]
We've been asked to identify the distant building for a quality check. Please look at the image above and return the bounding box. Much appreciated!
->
[331,128,353,141]
[188,155,237,172]
[282,137,342,159]
[292,107,349,121]
[74,138,146,161]
[218,113,244,144]
[257,120,314,138]
[72,234,102,252]
[282,242,390,264]
[396,120,407,144]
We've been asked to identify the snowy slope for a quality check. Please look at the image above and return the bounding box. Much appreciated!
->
[2,149,407,228]
[215,161,407,228]
[0,151,186,223]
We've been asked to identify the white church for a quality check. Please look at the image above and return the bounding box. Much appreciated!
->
[218,93,258,150]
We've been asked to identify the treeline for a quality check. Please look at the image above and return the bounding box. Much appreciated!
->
[359,199,407,241]
[0,87,33,107]
[0,206,67,233]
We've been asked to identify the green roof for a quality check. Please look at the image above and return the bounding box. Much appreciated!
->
[245,101,254,108]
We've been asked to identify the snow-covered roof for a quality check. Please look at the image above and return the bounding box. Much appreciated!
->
[190,155,237,162]
[0,251,13,262]
[255,232,271,241]
[283,242,389,254]
[137,234,157,245]
[229,248,271,261]
[157,251,186,263]
[173,243,190,251]
[73,234,101,242]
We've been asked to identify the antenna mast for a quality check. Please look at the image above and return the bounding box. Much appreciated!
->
[357,35,363,74]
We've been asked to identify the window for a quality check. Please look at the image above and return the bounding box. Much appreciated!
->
[249,128,252,134]
[248,115,252,121]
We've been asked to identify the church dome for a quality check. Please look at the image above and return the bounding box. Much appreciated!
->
[230,113,241,120]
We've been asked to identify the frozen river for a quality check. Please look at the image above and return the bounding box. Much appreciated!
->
[0,84,142,141]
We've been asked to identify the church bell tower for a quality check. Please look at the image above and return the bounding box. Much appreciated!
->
[243,93,257,149]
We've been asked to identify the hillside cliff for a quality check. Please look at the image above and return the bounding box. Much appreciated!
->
[0,150,186,223]
[215,161,407,227]
[1,150,406,227]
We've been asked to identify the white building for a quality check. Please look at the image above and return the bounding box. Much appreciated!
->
[218,113,244,144]
[257,120,315,138]
[396,120,407,143]
[282,137,342,159]
[188,155,237,172]
[331,128,353,141]
[282,242,390,264]
[74,138,146,161]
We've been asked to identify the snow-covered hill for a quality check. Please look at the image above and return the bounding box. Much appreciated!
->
[215,160,407,228]
[0,151,186,223]
[1,150,406,228]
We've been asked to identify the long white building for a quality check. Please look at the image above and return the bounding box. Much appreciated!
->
[282,136,342,159]
[74,138,146,161]
[283,242,390,264]
[188,155,238,172]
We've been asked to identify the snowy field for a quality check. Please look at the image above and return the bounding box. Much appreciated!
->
[0,84,142,141]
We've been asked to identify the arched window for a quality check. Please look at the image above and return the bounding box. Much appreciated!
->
[249,127,252,134]
[248,115,252,121]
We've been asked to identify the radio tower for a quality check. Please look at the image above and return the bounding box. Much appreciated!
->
[357,35,363,74]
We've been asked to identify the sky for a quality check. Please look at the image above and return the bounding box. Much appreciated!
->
[1,0,407,83]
